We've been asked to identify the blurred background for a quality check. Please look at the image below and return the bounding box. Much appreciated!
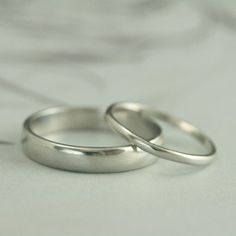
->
[0,0,235,108]
[0,1,235,235]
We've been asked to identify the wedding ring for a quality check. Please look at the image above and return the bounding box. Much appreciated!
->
[22,106,163,173]
[106,102,216,165]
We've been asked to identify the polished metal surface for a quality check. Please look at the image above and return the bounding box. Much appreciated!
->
[106,102,216,166]
[22,106,163,173]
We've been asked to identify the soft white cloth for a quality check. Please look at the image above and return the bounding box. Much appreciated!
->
[0,1,235,235]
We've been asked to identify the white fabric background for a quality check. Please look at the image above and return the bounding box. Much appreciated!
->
[0,1,235,235]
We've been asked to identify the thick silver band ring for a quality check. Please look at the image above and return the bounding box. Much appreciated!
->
[106,102,216,166]
[22,107,163,173]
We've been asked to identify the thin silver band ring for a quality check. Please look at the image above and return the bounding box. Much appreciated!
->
[106,102,216,166]
[22,106,163,173]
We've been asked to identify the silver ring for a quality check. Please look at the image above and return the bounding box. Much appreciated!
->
[22,106,163,173]
[106,102,216,166]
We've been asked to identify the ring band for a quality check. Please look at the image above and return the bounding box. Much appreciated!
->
[106,102,216,166]
[22,106,163,173]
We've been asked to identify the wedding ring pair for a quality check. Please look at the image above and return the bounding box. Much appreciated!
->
[22,102,216,173]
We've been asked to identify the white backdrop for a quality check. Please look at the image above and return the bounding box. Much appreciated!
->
[0,1,235,235]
